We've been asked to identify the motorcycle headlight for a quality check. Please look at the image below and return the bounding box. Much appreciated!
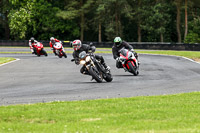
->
[85,56,91,62]
[80,60,86,65]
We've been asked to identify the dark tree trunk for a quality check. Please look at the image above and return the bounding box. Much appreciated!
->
[184,0,188,40]
[80,0,84,41]
[4,11,10,40]
[160,33,164,42]
[176,0,182,43]
[98,22,102,42]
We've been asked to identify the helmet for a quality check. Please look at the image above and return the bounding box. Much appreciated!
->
[50,37,55,43]
[72,40,82,51]
[114,37,122,47]
[30,37,35,43]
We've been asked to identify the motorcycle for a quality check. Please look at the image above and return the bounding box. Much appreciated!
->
[33,42,48,57]
[53,42,67,58]
[72,51,113,83]
[119,48,139,76]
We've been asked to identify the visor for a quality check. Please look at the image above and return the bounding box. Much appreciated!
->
[73,45,80,51]
[115,42,121,46]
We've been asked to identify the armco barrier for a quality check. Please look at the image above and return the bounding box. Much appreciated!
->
[0,40,200,51]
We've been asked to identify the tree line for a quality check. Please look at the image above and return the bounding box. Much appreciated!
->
[0,0,200,43]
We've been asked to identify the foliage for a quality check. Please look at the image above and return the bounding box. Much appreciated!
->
[8,1,32,39]
[1,0,200,42]
[8,0,79,40]
[184,17,200,43]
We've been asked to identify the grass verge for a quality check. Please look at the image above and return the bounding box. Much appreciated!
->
[1,47,200,62]
[0,57,16,65]
[138,50,200,62]
[1,92,200,132]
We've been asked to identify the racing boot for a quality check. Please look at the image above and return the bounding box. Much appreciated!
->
[134,52,140,65]
[102,63,110,72]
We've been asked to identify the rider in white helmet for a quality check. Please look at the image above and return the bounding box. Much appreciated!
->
[29,37,38,54]
[49,37,63,55]
[71,39,110,74]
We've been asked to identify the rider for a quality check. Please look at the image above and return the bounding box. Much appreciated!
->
[49,37,64,55]
[112,37,139,68]
[71,39,110,75]
[29,37,38,54]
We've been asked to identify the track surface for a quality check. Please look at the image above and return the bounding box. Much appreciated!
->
[1,50,200,105]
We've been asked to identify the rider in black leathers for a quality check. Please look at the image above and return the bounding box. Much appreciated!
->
[71,40,110,74]
[112,37,139,68]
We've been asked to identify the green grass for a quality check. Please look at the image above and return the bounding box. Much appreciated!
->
[1,49,200,132]
[1,47,200,62]
[138,50,200,62]
[0,57,15,65]
[1,92,200,132]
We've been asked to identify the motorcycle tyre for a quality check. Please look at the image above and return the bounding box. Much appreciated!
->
[42,49,48,56]
[62,51,67,58]
[88,66,102,83]
[104,73,113,82]
[36,52,40,57]
[127,62,138,76]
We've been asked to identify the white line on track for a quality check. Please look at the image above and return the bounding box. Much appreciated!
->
[141,53,200,65]
[0,58,20,67]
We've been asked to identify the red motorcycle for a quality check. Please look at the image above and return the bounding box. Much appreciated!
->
[119,48,139,76]
[53,42,67,58]
[33,42,48,57]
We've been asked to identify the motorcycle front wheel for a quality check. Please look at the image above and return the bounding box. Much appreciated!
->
[88,66,103,83]
[62,51,67,58]
[127,61,138,76]
[42,49,48,56]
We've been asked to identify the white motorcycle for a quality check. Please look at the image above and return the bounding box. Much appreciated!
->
[53,42,67,58]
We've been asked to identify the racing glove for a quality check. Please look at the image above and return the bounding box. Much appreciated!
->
[116,57,120,62]
[75,60,80,65]
[130,49,134,52]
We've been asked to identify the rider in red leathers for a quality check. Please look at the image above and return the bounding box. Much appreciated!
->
[29,37,38,54]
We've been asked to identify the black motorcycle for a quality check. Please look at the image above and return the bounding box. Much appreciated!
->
[72,51,113,83]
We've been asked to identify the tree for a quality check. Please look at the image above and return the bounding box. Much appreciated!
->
[141,1,170,42]
[8,1,32,39]
[97,0,131,41]
[184,0,188,40]
[57,0,95,41]
[175,0,182,43]
[0,0,10,39]
[8,0,78,40]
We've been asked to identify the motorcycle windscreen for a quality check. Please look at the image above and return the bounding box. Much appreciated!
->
[79,51,87,59]
[120,49,128,56]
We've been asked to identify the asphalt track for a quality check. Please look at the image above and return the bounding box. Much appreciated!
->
[1,49,200,105]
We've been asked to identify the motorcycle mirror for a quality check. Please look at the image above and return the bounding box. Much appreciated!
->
[70,41,73,47]
[89,42,93,46]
